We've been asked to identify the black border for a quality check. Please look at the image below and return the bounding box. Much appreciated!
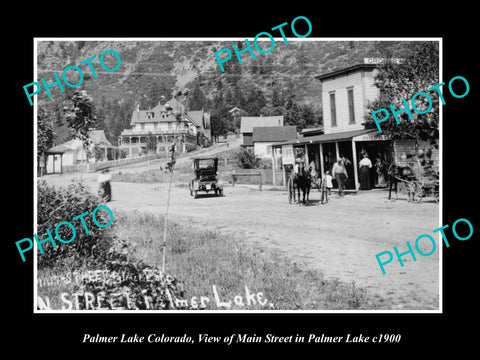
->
[7,6,478,354]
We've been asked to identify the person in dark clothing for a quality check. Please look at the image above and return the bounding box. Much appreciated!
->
[359,153,373,190]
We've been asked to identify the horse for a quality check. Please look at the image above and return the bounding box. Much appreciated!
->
[294,163,312,204]
[387,163,414,200]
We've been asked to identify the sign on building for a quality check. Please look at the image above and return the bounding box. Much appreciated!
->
[282,145,294,165]
[364,58,404,65]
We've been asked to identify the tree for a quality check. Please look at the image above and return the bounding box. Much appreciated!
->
[235,147,261,169]
[188,77,206,111]
[296,43,310,73]
[93,145,104,162]
[64,90,97,150]
[271,84,283,108]
[37,107,55,176]
[364,42,440,144]
[243,86,266,115]
[145,132,158,154]
[284,102,320,129]
[209,91,231,140]
[63,90,97,179]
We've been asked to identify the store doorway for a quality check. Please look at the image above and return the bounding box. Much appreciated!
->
[355,140,391,188]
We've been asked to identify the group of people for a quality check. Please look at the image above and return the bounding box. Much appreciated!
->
[294,152,387,196]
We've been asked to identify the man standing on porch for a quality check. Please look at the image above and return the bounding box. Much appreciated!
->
[332,159,348,196]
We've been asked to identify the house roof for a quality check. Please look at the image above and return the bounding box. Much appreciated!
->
[252,126,297,142]
[130,97,187,125]
[47,130,112,153]
[186,110,204,128]
[315,63,377,82]
[240,116,284,133]
[48,138,81,153]
[89,130,112,146]
[229,106,242,113]
[299,126,324,137]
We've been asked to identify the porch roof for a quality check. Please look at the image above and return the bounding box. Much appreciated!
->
[272,129,378,146]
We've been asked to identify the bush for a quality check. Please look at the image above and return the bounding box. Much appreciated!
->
[37,181,190,310]
[235,148,261,169]
[37,180,112,269]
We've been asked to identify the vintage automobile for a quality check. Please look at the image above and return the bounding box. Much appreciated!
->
[189,157,223,198]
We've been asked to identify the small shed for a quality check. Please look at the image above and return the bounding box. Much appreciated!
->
[43,149,64,175]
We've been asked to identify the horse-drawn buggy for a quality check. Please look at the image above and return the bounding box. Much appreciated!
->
[387,163,439,203]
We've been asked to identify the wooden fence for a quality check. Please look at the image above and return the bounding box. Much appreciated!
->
[231,170,266,190]
[62,153,165,173]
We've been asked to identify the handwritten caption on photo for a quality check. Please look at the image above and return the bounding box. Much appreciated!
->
[15,205,114,262]
[38,275,273,310]
[375,217,473,274]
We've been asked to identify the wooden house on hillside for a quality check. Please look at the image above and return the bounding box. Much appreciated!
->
[44,130,116,174]
[240,116,284,149]
[118,96,211,157]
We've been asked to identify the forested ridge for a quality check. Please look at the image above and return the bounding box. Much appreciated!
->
[36,40,413,145]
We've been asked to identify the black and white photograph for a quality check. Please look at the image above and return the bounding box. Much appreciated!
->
[33,38,441,312]
[6,7,478,354]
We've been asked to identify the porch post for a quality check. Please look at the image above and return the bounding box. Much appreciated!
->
[335,141,340,160]
[304,144,309,165]
[319,143,325,175]
[271,147,276,186]
[351,140,359,191]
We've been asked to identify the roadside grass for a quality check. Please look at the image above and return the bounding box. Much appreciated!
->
[111,150,269,187]
[111,210,383,310]
[111,159,250,186]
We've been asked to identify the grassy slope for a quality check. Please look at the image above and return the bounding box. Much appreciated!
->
[37,209,385,310]
[111,211,382,310]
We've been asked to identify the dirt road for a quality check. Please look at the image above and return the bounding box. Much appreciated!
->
[43,170,440,310]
